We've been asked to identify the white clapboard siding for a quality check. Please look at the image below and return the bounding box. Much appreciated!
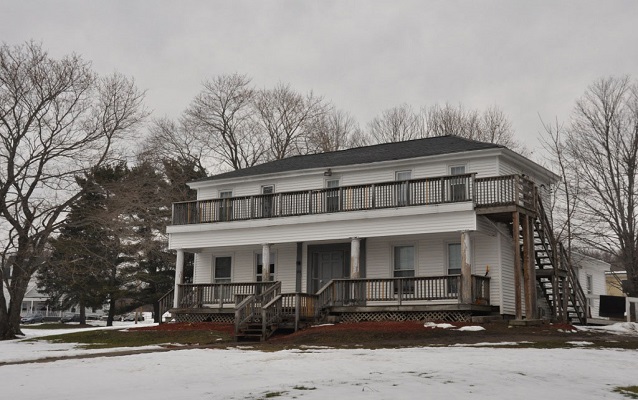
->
[499,224,516,316]
[194,154,502,200]
[572,253,610,319]
[169,207,477,249]
[473,231,500,307]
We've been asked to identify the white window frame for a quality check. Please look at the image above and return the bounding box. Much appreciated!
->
[218,190,233,221]
[260,185,275,218]
[392,244,416,278]
[448,164,468,202]
[395,170,412,206]
[446,242,463,294]
[212,254,233,284]
[255,251,277,282]
[325,178,340,212]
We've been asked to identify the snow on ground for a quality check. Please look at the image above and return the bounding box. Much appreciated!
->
[0,322,160,363]
[1,321,637,399]
[1,346,636,400]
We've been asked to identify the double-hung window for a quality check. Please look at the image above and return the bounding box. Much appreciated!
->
[447,243,462,294]
[214,256,232,284]
[261,185,275,218]
[396,170,412,206]
[325,179,340,212]
[394,245,415,294]
[449,165,467,201]
[219,190,233,221]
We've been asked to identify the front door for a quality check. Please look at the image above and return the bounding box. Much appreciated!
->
[311,251,346,293]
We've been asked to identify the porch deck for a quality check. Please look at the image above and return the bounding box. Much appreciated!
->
[162,276,492,336]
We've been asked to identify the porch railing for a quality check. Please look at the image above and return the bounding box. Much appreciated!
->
[178,282,277,309]
[316,276,463,308]
[235,282,282,337]
[173,174,537,225]
[475,175,535,210]
[172,173,477,225]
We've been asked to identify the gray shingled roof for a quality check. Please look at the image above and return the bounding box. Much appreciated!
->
[198,135,503,182]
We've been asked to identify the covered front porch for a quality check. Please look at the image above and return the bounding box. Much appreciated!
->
[160,272,492,339]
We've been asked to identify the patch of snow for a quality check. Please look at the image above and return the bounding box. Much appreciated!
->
[578,322,638,335]
[457,326,485,332]
[311,324,335,328]
[567,341,594,346]
[451,342,521,347]
[424,322,455,329]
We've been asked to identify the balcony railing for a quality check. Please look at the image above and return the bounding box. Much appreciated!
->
[172,174,535,225]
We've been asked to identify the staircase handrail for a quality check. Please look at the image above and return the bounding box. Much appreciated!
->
[559,243,588,324]
[234,294,258,335]
[262,294,284,337]
[535,191,587,324]
[315,280,336,318]
[157,288,174,323]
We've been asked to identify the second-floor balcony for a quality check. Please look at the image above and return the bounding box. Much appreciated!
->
[172,174,535,226]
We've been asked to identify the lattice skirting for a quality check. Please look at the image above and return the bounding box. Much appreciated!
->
[337,311,471,323]
[174,313,234,324]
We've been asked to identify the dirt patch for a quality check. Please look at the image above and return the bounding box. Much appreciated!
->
[134,322,234,334]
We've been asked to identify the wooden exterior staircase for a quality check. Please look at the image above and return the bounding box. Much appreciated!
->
[528,194,588,324]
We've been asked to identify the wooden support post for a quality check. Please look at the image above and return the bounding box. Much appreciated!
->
[262,243,271,282]
[513,212,522,320]
[350,237,361,279]
[461,231,473,304]
[296,242,303,292]
[173,249,185,308]
[522,215,537,319]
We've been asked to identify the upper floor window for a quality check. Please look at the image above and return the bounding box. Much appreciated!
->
[219,190,233,221]
[395,170,412,206]
[325,179,340,212]
[449,165,467,201]
[260,185,275,218]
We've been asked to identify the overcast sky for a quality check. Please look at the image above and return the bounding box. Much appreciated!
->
[3,0,638,159]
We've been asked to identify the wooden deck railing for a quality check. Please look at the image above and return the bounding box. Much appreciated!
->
[316,276,463,307]
[157,288,174,323]
[173,174,537,225]
[172,173,479,225]
[475,175,535,210]
[178,282,277,309]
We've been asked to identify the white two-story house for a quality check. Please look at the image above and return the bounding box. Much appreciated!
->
[164,135,588,339]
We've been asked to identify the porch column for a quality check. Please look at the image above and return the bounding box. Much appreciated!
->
[460,231,473,304]
[350,237,361,278]
[262,243,271,281]
[513,211,523,320]
[522,215,538,319]
[173,249,185,308]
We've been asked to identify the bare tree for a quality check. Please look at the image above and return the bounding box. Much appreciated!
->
[565,76,638,296]
[0,42,146,339]
[253,83,328,159]
[141,117,209,174]
[540,117,581,256]
[185,74,267,170]
[424,103,523,151]
[367,104,426,144]
[304,109,361,153]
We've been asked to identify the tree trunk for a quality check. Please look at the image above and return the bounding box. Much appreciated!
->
[79,298,87,325]
[107,296,116,326]
[153,301,160,323]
